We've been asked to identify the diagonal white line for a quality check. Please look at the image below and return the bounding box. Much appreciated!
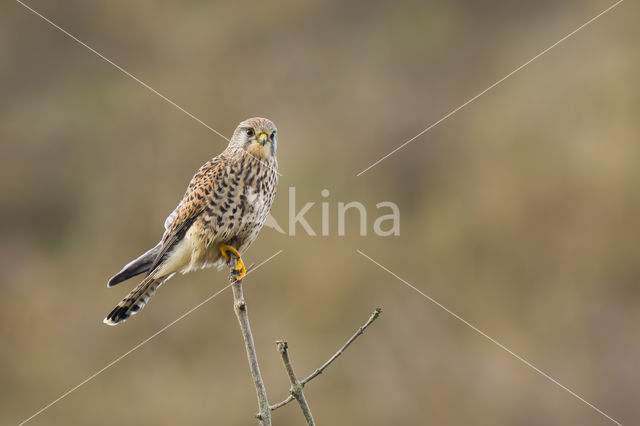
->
[356,249,623,426]
[356,0,624,176]
[15,0,283,177]
[15,0,229,143]
[17,249,283,426]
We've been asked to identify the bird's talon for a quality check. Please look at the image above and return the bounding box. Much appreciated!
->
[233,259,247,280]
[219,244,239,262]
[220,244,246,280]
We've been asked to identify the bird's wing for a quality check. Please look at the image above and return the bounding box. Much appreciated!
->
[164,202,182,230]
[147,154,228,274]
[108,242,162,287]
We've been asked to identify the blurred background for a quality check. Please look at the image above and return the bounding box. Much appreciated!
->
[1,0,638,424]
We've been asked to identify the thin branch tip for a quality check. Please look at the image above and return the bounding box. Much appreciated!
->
[229,246,380,425]
[276,339,316,425]
[270,307,383,413]
[276,340,288,352]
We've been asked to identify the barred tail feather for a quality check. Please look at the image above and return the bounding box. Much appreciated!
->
[103,275,167,326]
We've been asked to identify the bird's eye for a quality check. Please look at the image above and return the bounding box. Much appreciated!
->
[270,130,277,139]
[246,128,255,137]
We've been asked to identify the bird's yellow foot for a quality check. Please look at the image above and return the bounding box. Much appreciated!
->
[219,244,246,280]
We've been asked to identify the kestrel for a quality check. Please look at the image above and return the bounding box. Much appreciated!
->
[104,117,279,325]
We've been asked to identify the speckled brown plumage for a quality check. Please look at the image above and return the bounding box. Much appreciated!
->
[104,117,278,325]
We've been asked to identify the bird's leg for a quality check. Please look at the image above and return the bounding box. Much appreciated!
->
[219,244,247,280]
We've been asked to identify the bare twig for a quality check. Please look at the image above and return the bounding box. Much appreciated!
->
[270,308,382,412]
[229,256,271,425]
[276,341,316,425]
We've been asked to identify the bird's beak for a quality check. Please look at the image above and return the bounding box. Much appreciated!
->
[258,132,268,146]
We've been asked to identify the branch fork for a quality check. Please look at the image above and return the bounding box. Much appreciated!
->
[225,252,382,425]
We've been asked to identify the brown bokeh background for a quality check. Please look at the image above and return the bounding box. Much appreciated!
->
[1,0,638,425]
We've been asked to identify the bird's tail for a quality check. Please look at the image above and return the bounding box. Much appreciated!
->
[103,275,165,326]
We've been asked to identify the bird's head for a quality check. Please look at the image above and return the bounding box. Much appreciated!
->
[230,117,278,160]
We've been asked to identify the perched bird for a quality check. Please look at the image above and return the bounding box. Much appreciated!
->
[104,117,279,325]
